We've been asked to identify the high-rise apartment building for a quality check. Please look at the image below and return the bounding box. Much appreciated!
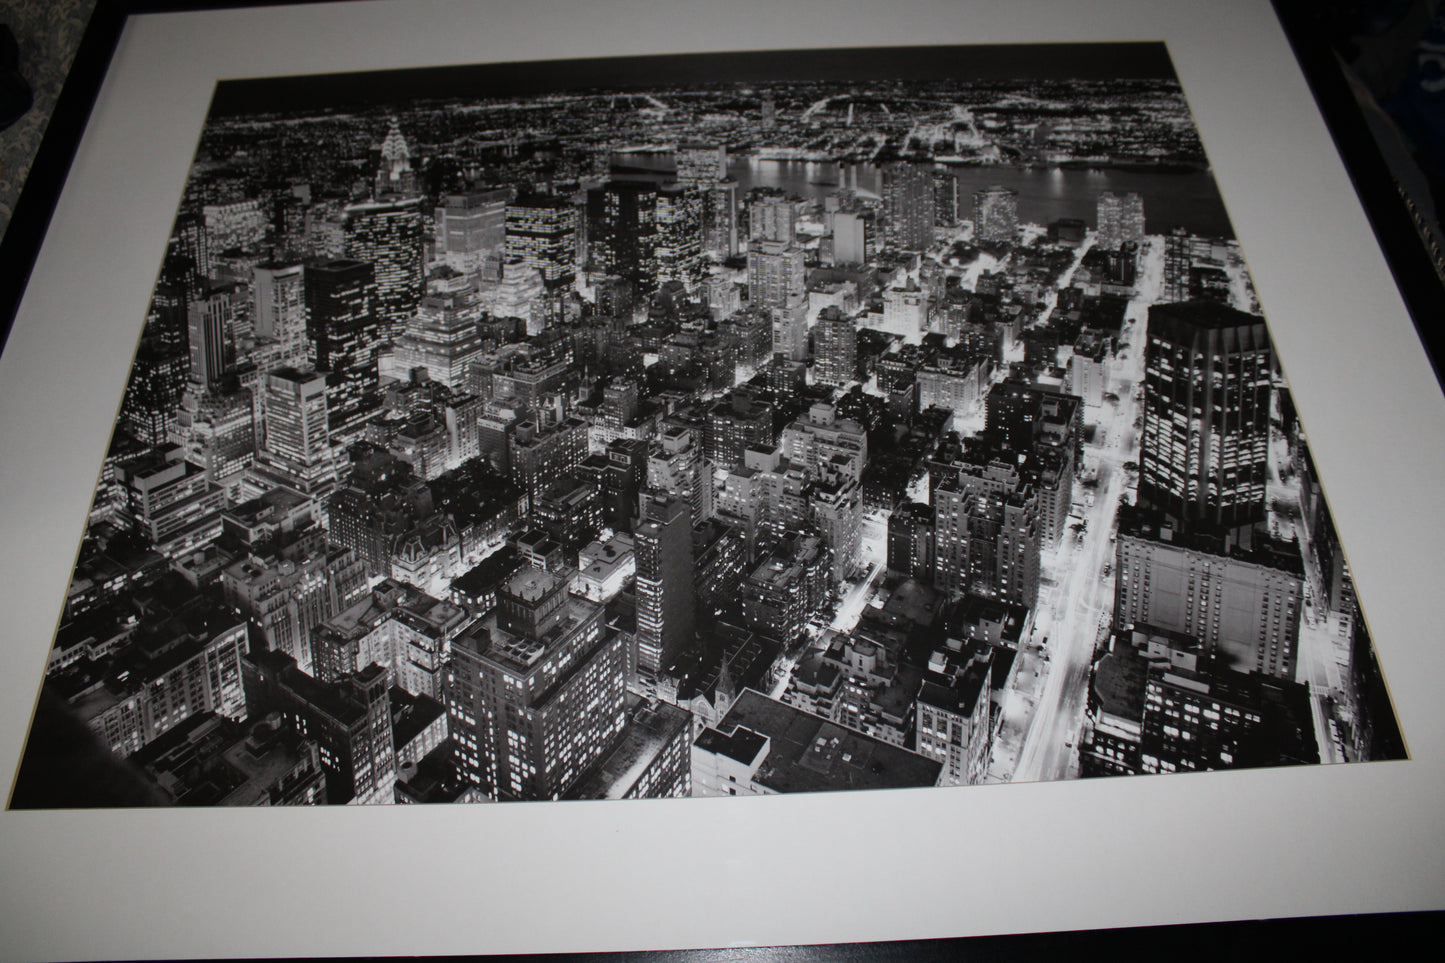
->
[703,178,740,259]
[220,530,368,676]
[675,141,727,188]
[647,423,714,526]
[972,186,1019,243]
[1096,191,1146,250]
[881,161,936,251]
[447,568,628,800]
[813,308,857,386]
[746,239,805,313]
[748,194,796,244]
[173,383,255,495]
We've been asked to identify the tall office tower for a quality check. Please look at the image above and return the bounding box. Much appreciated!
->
[813,307,857,386]
[972,185,1019,244]
[121,340,191,447]
[1096,191,1146,249]
[748,193,796,244]
[377,287,486,391]
[447,568,628,800]
[634,494,698,679]
[587,179,659,295]
[252,366,337,495]
[374,117,417,196]
[881,161,936,251]
[647,423,713,525]
[654,183,703,291]
[435,189,509,276]
[1138,301,1273,537]
[252,262,308,368]
[305,258,381,435]
[505,194,579,290]
[703,178,740,259]
[187,285,236,391]
[675,141,727,188]
[343,195,425,342]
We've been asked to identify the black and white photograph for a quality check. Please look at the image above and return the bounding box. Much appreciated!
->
[5,33,1407,810]
[4,1,1445,958]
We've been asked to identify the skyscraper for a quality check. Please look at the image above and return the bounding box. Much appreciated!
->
[1097,191,1146,249]
[435,189,509,276]
[587,179,658,294]
[813,307,857,386]
[882,161,936,251]
[654,183,703,290]
[252,262,308,368]
[972,186,1018,244]
[446,568,628,800]
[187,285,236,391]
[1138,301,1273,535]
[634,494,697,680]
[373,118,417,196]
[505,194,579,290]
[252,366,337,495]
[748,193,796,244]
[305,258,381,435]
[343,195,425,342]
[675,141,727,188]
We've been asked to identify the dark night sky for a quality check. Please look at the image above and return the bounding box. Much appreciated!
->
[207,42,1178,117]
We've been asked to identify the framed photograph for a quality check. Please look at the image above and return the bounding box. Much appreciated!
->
[1,1,1441,958]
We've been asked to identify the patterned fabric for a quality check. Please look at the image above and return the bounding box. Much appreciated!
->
[0,0,97,241]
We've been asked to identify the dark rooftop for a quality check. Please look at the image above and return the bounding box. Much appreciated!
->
[703,689,941,793]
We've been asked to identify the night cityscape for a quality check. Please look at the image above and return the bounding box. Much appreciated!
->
[8,42,1406,808]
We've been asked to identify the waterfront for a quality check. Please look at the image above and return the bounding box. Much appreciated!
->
[613,152,1236,238]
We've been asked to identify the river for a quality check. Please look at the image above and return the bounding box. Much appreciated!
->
[611,153,1236,239]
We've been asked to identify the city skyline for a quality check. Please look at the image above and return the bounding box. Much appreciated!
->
[7,41,1405,809]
